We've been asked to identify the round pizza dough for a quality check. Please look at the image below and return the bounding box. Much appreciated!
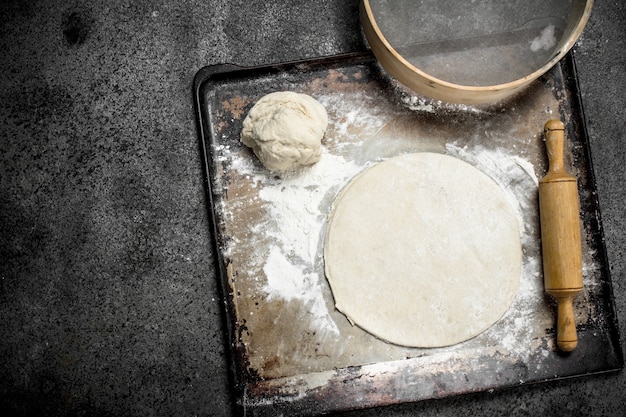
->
[324,152,521,347]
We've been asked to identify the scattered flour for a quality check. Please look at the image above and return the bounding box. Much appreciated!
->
[262,245,340,334]
[263,246,312,301]
[530,24,557,52]
[445,142,539,235]
[445,142,549,358]
[255,150,363,334]
[222,133,551,357]
[258,151,361,266]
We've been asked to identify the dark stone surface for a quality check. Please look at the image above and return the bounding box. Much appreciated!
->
[0,1,623,416]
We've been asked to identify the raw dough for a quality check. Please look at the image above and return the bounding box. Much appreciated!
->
[324,153,521,347]
[241,91,328,172]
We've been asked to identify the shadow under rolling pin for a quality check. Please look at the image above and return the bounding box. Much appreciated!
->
[538,119,583,352]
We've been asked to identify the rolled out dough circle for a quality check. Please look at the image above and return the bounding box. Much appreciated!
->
[324,152,521,347]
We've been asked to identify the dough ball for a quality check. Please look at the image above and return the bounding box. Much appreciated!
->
[241,91,328,172]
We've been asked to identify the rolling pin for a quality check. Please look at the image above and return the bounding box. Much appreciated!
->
[538,119,583,352]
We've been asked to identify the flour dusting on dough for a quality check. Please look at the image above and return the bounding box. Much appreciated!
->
[445,142,547,358]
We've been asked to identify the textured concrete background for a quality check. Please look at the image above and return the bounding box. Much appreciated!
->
[0,0,624,415]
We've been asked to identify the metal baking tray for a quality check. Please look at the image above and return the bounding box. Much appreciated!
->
[193,51,623,416]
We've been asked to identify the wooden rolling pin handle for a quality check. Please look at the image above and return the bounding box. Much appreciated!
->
[557,296,578,352]
[544,119,566,177]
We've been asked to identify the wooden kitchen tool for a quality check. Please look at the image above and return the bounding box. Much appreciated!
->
[539,119,583,352]
[360,0,594,104]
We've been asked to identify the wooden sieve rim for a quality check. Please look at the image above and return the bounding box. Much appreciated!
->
[361,0,594,104]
